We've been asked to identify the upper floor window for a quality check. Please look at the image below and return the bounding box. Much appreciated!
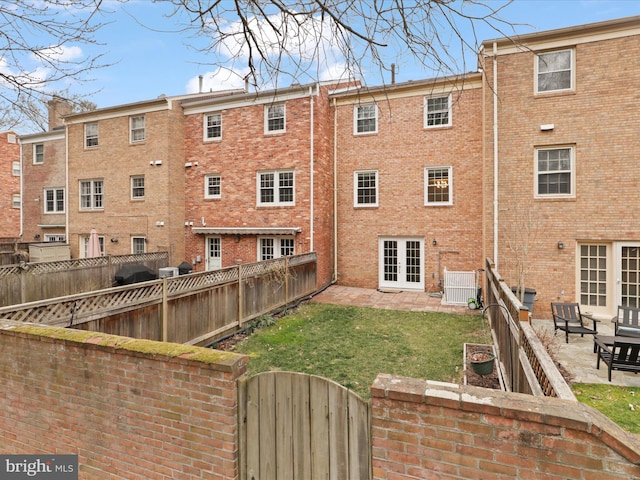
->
[424,95,451,128]
[85,122,99,148]
[131,176,145,200]
[535,146,574,197]
[34,143,44,164]
[80,179,104,210]
[205,174,221,199]
[205,113,222,140]
[12,162,20,176]
[536,49,574,93]
[132,237,146,254]
[12,194,20,209]
[130,115,146,143]
[354,170,378,207]
[258,170,294,206]
[354,104,377,134]
[425,167,452,205]
[259,237,295,261]
[265,104,285,133]
[44,188,65,213]
[44,234,66,242]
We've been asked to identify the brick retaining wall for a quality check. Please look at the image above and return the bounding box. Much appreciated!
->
[0,324,247,479]
[371,374,640,479]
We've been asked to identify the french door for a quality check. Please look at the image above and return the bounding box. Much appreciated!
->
[206,236,221,271]
[378,237,424,290]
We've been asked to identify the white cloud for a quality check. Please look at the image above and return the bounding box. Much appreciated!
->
[35,45,84,62]
[185,67,251,94]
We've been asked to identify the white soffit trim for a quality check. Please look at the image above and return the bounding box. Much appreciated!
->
[192,226,302,235]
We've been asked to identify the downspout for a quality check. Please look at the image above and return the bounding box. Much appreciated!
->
[18,140,23,238]
[65,123,69,246]
[493,42,499,267]
[309,86,315,252]
[332,97,338,282]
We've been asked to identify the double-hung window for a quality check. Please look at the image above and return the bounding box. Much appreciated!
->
[354,170,378,207]
[536,49,574,93]
[80,179,104,210]
[535,147,574,197]
[85,122,99,147]
[131,176,145,200]
[205,113,222,140]
[424,95,451,128]
[34,144,44,164]
[44,188,65,213]
[12,162,20,176]
[258,170,294,206]
[205,174,221,199]
[425,167,452,205]
[259,237,295,260]
[265,104,285,133]
[12,194,20,209]
[130,115,146,143]
[132,237,146,254]
[354,104,377,134]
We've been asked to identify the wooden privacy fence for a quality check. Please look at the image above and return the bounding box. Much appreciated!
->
[0,242,30,266]
[0,253,317,346]
[484,258,575,399]
[239,372,371,480]
[0,252,169,307]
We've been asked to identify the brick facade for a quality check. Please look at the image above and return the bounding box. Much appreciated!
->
[0,131,21,238]
[481,17,640,318]
[333,77,484,291]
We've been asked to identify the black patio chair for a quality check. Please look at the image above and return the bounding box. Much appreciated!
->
[551,302,599,345]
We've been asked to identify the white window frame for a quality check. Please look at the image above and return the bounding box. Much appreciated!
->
[12,194,20,209]
[130,115,146,143]
[534,146,575,198]
[265,104,286,134]
[535,49,575,94]
[258,236,295,261]
[354,170,378,207]
[204,113,222,140]
[33,143,44,164]
[354,104,378,134]
[81,235,105,257]
[131,237,146,255]
[44,234,66,242]
[12,162,20,176]
[257,170,295,206]
[85,122,99,148]
[131,176,145,200]
[424,166,453,206]
[424,94,452,128]
[44,187,65,213]
[79,179,104,210]
[204,174,221,199]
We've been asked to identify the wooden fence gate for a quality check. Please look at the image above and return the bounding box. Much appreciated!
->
[239,372,371,480]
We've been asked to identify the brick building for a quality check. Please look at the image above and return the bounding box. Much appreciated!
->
[331,74,484,292]
[15,15,640,318]
[480,16,640,317]
[181,81,353,287]
[0,130,20,239]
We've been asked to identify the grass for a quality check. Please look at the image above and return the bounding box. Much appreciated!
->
[572,383,640,434]
[233,302,489,399]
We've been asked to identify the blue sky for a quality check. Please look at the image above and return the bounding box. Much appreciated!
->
[52,1,640,108]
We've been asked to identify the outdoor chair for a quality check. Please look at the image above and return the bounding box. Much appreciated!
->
[551,302,599,345]
[613,305,640,338]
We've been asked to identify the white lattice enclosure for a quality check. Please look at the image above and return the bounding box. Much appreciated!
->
[443,268,476,306]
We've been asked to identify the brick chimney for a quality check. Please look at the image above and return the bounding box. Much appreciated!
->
[47,96,72,131]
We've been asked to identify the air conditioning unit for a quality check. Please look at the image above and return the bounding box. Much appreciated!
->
[159,267,179,279]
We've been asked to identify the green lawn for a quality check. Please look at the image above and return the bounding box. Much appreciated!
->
[572,383,640,434]
[232,302,489,399]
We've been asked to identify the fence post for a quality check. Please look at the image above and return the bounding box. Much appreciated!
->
[237,264,243,327]
[284,256,289,303]
[162,278,168,342]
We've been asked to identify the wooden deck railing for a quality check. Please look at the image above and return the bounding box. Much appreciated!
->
[484,258,575,400]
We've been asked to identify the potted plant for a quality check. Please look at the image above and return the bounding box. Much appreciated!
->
[469,347,495,376]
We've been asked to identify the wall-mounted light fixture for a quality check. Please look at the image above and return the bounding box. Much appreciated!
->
[557,241,564,250]
[432,239,437,246]
[110,238,118,243]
